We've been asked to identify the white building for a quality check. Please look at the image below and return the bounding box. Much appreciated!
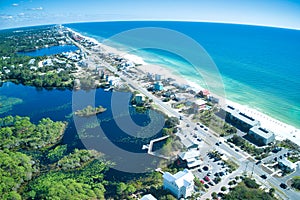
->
[278,158,297,172]
[248,126,275,145]
[163,169,194,199]
[178,149,202,169]
[140,194,157,200]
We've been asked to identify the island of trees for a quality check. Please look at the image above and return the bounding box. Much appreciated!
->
[74,105,107,117]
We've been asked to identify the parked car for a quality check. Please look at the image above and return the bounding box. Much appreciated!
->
[204,176,210,182]
[256,160,262,165]
[261,174,267,179]
[280,183,288,189]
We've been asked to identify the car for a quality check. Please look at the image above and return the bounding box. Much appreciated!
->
[197,138,202,142]
[200,180,205,184]
[208,181,214,186]
[204,184,209,189]
[207,172,212,176]
[261,174,267,179]
[215,142,220,146]
[203,166,209,171]
[200,125,204,128]
[198,169,202,172]
[219,172,225,176]
[235,148,239,152]
[229,144,234,148]
[280,183,288,189]
[204,176,210,182]
[256,160,262,165]
[194,127,198,130]
[204,128,208,131]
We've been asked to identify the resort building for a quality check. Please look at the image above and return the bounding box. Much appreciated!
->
[224,105,260,132]
[178,149,202,169]
[278,158,297,172]
[248,126,275,145]
[140,194,157,200]
[154,82,164,91]
[163,169,194,199]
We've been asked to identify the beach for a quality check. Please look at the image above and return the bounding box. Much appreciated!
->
[68,27,300,146]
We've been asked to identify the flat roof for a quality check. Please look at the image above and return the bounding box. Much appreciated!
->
[225,105,259,126]
[250,126,275,139]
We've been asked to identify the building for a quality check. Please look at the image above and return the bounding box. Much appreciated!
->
[224,105,260,132]
[178,149,202,169]
[140,194,157,200]
[163,169,194,199]
[135,94,145,105]
[155,74,162,81]
[248,126,275,145]
[154,82,163,91]
[278,158,297,172]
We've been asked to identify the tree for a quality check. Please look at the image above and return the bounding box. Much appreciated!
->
[165,117,179,128]
[221,186,227,191]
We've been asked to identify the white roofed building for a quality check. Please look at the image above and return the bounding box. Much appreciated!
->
[163,169,194,199]
[178,149,202,169]
[140,194,157,200]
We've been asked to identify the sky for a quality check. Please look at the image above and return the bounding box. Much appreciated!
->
[1,0,300,30]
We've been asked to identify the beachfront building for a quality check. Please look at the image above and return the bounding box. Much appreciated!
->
[248,126,275,145]
[140,194,157,200]
[278,158,297,172]
[154,82,164,91]
[163,169,194,199]
[224,105,260,132]
[178,149,202,169]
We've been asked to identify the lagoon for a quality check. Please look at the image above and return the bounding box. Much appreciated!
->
[18,45,79,57]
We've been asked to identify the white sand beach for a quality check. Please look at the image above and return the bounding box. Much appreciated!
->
[68,27,300,146]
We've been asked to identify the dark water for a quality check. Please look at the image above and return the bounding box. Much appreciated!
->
[0,82,163,172]
[18,45,79,57]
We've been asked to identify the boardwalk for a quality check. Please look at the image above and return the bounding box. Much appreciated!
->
[143,135,170,159]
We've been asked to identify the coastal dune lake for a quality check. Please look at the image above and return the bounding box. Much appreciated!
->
[0,82,163,171]
[18,45,79,57]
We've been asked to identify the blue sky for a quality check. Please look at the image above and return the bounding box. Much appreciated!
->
[1,0,300,30]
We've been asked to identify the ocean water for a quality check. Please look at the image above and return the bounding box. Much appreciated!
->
[66,21,300,128]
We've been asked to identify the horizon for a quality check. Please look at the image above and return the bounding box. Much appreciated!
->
[1,19,300,32]
[1,0,300,31]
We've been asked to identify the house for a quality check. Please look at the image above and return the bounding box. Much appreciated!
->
[154,82,163,91]
[135,94,145,105]
[140,194,157,200]
[178,149,202,169]
[155,74,162,81]
[163,169,194,199]
[248,126,275,145]
[278,158,297,172]
[224,105,260,132]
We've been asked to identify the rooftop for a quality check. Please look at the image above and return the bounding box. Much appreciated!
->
[163,169,194,188]
[250,126,275,139]
[225,105,260,126]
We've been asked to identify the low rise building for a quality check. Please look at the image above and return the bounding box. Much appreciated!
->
[248,126,275,145]
[135,94,145,105]
[224,105,260,132]
[278,158,297,172]
[154,82,163,91]
[140,194,157,200]
[178,149,202,169]
[163,169,194,199]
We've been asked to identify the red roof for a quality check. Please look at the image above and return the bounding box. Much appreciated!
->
[202,90,210,96]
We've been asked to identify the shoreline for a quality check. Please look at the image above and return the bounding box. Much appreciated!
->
[67,27,300,145]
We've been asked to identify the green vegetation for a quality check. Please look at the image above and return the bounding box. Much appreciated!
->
[224,159,239,173]
[0,149,34,199]
[57,149,101,170]
[224,177,273,200]
[0,115,66,150]
[74,105,106,117]
[47,144,68,163]
[193,110,237,136]
[0,26,77,89]
[291,176,300,190]
[227,135,271,159]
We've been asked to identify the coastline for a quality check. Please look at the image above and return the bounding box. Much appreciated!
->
[67,27,300,146]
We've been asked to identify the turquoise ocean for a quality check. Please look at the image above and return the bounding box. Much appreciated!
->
[65,21,300,129]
